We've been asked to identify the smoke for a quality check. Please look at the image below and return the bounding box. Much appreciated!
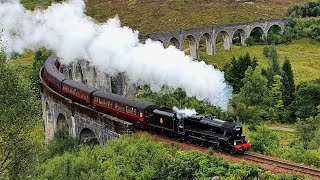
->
[0,0,232,109]
[172,106,197,119]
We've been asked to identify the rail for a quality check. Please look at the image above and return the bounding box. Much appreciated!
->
[244,152,320,179]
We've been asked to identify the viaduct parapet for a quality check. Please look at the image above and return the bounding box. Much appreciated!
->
[57,59,138,97]
[140,18,290,59]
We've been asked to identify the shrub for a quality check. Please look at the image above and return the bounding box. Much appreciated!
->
[245,36,254,46]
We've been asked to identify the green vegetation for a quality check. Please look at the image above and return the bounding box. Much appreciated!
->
[287,1,320,18]
[294,80,320,118]
[30,50,52,98]
[137,86,226,118]
[20,0,311,34]
[281,57,295,109]
[223,53,257,93]
[244,111,320,168]
[200,38,320,83]
[33,134,305,179]
[228,67,270,124]
[0,51,42,178]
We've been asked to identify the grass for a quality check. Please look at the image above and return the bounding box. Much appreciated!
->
[10,51,35,65]
[267,122,297,148]
[21,0,311,34]
[273,130,296,148]
[199,38,320,83]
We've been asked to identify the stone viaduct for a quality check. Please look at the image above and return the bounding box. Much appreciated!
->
[41,64,133,146]
[41,19,290,145]
[140,18,290,59]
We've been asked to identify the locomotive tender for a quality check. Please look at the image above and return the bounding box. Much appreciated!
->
[42,55,251,154]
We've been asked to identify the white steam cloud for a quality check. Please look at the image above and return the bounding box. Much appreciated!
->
[0,0,232,109]
[172,107,197,119]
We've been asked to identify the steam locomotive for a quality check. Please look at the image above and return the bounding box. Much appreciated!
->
[42,55,251,154]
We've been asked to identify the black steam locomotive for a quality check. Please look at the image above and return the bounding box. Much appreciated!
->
[42,55,251,154]
[148,108,250,154]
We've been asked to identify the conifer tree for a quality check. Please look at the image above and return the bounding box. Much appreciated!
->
[223,53,257,93]
[262,45,281,86]
[238,67,269,106]
[228,67,269,123]
[269,75,285,121]
[281,57,295,108]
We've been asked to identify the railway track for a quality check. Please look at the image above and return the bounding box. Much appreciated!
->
[243,152,320,179]
[139,130,320,179]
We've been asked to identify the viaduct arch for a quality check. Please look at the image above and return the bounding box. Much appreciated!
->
[140,18,289,59]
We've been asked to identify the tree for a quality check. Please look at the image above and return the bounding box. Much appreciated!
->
[281,57,295,108]
[30,50,51,99]
[294,79,320,118]
[262,45,281,86]
[46,130,81,159]
[237,67,269,107]
[223,53,257,93]
[268,75,285,121]
[0,51,41,178]
[296,108,320,149]
[249,125,280,155]
[245,36,254,46]
[137,86,225,118]
[228,67,269,123]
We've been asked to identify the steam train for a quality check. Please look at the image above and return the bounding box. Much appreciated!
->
[42,55,251,154]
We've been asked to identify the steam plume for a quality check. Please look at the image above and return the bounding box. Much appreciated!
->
[172,107,197,119]
[0,0,232,109]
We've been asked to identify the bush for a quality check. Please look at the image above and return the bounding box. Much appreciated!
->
[46,130,81,158]
[249,125,280,155]
[304,150,320,168]
[294,80,320,119]
[281,19,320,43]
[34,134,300,179]
[245,36,254,46]
[287,2,320,18]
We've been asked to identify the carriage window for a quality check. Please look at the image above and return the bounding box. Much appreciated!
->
[126,106,132,114]
[140,112,143,118]
[133,109,137,115]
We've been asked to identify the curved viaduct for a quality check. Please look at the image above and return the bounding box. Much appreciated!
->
[140,18,290,59]
[41,19,290,145]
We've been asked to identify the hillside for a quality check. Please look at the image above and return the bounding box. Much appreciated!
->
[22,0,311,34]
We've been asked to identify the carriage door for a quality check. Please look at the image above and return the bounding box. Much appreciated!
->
[177,119,185,134]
